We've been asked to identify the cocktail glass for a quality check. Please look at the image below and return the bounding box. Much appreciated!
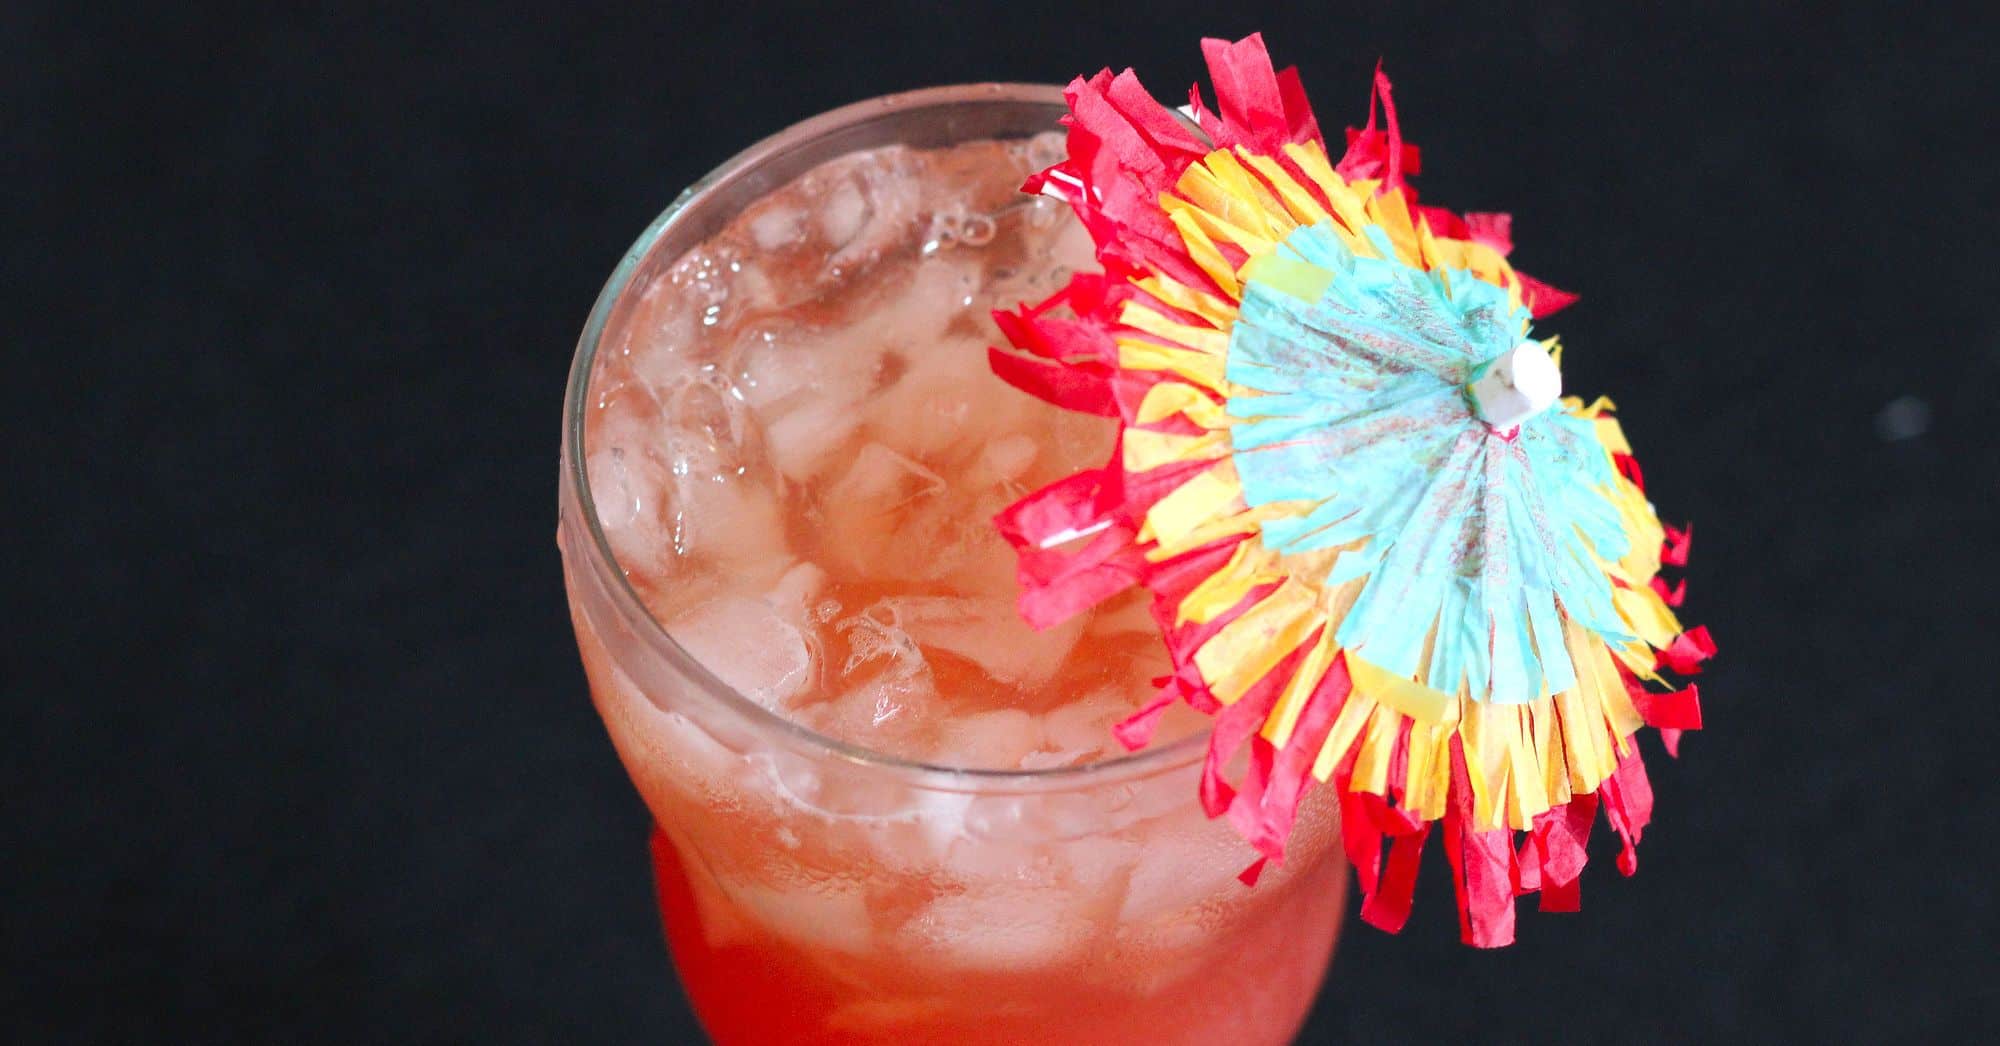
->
[559,84,1347,1046]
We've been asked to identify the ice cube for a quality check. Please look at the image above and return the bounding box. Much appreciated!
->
[1035,688,1132,766]
[586,394,684,581]
[734,322,882,484]
[1117,817,1255,923]
[804,663,942,759]
[764,397,864,482]
[589,445,666,556]
[931,708,1041,769]
[868,342,1039,464]
[666,374,752,471]
[641,707,745,802]
[885,256,982,345]
[905,789,980,868]
[627,338,702,396]
[866,374,979,462]
[659,828,756,949]
[607,277,703,393]
[767,561,829,619]
[834,600,922,680]
[819,443,949,578]
[976,434,1039,483]
[881,597,1085,689]
[935,833,1047,884]
[733,324,883,417]
[901,885,1096,971]
[720,876,874,954]
[667,595,813,710]
[588,642,746,802]
[748,203,807,251]
[825,153,924,270]
[666,461,789,580]
[1060,835,1145,891]
[933,503,1029,601]
[818,174,871,250]
[667,247,735,308]
[819,782,977,876]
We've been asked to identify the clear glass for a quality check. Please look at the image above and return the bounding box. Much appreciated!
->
[559,83,1346,1045]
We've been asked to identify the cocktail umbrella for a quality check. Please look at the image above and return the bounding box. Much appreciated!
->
[989,33,1713,946]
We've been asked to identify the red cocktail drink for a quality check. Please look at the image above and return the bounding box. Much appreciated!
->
[560,86,1346,1045]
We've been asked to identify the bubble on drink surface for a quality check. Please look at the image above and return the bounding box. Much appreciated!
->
[668,595,815,711]
[920,212,959,256]
[957,213,997,247]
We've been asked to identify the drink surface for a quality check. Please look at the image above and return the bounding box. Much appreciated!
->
[585,132,1208,768]
[567,131,1345,1045]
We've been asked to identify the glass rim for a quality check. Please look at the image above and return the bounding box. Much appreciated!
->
[563,82,1209,791]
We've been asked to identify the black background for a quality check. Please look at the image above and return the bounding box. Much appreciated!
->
[8,2,1997,1042]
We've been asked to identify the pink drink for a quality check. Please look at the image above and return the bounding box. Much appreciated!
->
[560,87,1345,1044]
